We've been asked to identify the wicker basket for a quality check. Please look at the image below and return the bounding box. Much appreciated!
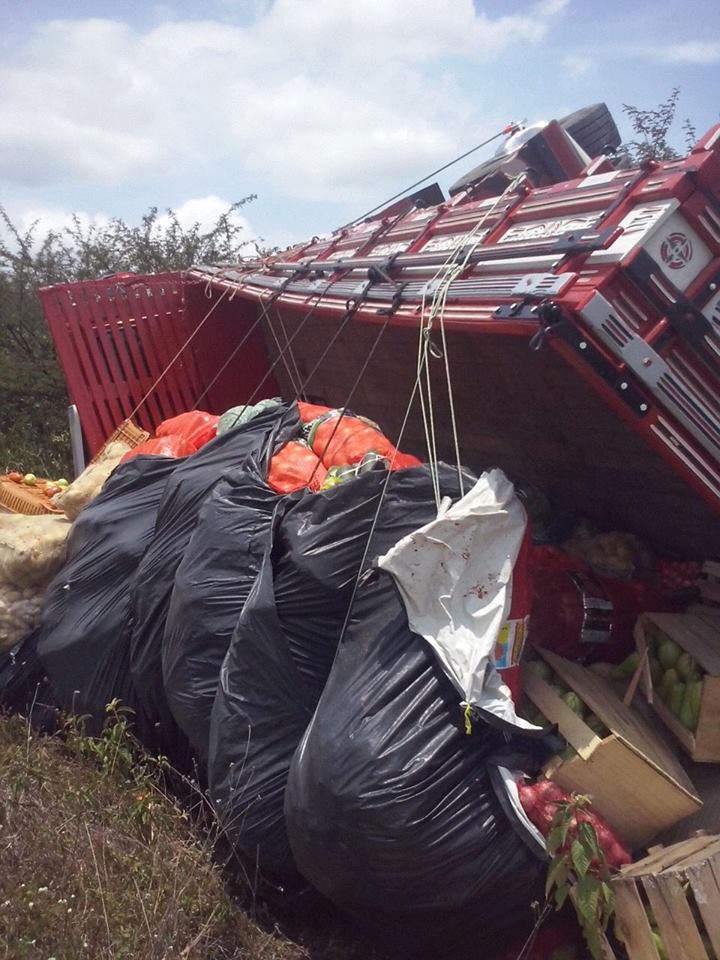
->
[90,419,150,464]
[0,477,64,515]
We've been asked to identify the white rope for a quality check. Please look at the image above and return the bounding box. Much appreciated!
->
[415,174,528,498]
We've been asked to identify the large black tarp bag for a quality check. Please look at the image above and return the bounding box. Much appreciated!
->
[35,456,181,737]
[208,464,473,884]
[0,629,57,732]
[129,403,300,760]
[284,569,548,958]
[162,457,283,764]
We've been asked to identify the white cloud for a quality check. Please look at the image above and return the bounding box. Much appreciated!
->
[0,203,109,241]
[561,54,595,79]
[656,41,720,64]
[534,0,570,16]
[157,195,254,237]
[0,1,570,203]
[0,195,256,253]
[626,40,720,65]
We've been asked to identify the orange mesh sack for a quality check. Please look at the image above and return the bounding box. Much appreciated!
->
[267,442,327,494]
[309,414,421,471]
[120,436,196,463]
[297,401,333,424]
[156,411,220,451]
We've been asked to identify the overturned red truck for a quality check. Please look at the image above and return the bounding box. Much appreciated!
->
[26,104,720,959]
[40,105,720,564]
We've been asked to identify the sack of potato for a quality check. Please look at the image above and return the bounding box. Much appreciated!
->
[51,441,130,521]
[0,514,70,652]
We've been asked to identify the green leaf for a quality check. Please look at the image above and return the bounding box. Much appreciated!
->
[546,825,565,855]
[555,883,570,910]
[575,875,602,926]
[571,839,591,878]
[545,855,569,898]
[600,881,615,909]
[584,924,604,960]
[577,818,605,867]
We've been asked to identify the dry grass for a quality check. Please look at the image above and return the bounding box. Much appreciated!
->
[0,710,374,960]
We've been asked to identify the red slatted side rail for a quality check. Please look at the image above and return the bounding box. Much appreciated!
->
[39,272,204,454]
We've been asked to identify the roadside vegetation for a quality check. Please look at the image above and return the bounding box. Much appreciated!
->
[0,705,377,960]
[0,200,259,478]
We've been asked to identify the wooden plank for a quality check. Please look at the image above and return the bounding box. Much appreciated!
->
[550,737,699,848]
[613,879,661,960]
[654,872,709,960]
[645,613,720,676]
[624,646,651,707]
[694,679,720,762]
[522,665,602,758]
[687,860,720,957]
[643,875,690,960]
[540,649,697,794]
[636,615,720,763]
[699,580,720,605]
[621,837,717,878]
[688,604,720,624]
[665,839,720,872]
[646,685,697,754]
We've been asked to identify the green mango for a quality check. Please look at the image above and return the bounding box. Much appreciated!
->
[669,680,686,718]
[585,713,609,737]
[563,691,585,717]
[684,679,703,731]
[651,930,669,960]
[676,652,700,682]
[520,701,546,727]
[610,651,640,681]
[526,660,553,683]
[658,668,679,705]
[679,695,696,731]
[657,637,682,671]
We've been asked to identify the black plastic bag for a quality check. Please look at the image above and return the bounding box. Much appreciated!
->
[0,629,58,732]
[209,464,474,884]
[129,403,300,761]
[36,455,180,737]
[284,570,547,958]
[162,458,283,764]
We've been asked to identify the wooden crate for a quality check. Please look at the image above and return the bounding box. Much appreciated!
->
[89,419,149,464]
[0,476,63,516]
[635,613,720,763]
[522,650,701,848]
[610,835,720,960]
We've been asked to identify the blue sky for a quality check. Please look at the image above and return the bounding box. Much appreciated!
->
[1,0,718,251]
